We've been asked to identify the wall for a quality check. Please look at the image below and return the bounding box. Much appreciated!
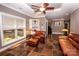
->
[40,17,47,31]
[28,17,46,31]
[51,19,64,34]
[70,8,79,34]
[29,19,40,31]
[29,18,47,31]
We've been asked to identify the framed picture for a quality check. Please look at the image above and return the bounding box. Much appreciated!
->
[30,19,40,30]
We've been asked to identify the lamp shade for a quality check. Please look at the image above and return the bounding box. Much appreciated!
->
[62,29,68,32]
[62,29,68,36]
[40,7,45,11]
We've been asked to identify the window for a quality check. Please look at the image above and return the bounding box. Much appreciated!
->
[55,22,60,26]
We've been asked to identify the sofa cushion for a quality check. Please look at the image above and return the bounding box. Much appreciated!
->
[59,38,79,56]
[73,38,79,43]
[68,33,79,43]
[69,38,79,50]
[26,38,39,47]
[68,34,75,39]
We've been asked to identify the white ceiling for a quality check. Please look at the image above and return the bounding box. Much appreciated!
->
[28,3,62,9]
[46,3,79,19]
[0,3,79,20]
[28,3,79,19]
[0,3,35,17]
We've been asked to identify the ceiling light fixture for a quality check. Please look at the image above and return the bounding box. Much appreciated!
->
[40,7,45,11]
[65,13,69,15]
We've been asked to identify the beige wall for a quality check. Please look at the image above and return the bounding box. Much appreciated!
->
[70,8,79,34]
[29,18,47,31]
[40,17,47,31]
[51,19,64,34]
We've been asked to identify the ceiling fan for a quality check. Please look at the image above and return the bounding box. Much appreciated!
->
[31,3,54,14]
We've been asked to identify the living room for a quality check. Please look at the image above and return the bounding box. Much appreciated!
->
[0,2,79,57]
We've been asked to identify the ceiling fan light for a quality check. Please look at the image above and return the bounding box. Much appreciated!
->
[54,8,61,11]
[40,7,45,11]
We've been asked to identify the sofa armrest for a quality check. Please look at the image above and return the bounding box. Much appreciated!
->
[59,38,79,56]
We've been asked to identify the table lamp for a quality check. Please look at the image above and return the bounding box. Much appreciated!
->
[62,29,68,36]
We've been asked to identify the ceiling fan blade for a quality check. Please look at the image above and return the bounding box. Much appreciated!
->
[46,7,54,10]
[43,3,49,8]
[31,5,40,8]
[43,11,46,14]
[35,9,40,12]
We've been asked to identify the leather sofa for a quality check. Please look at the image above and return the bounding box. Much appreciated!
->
[59,33,79,56]
[35,31,45,43]
[26,31,45,47]
[26,38,39,47]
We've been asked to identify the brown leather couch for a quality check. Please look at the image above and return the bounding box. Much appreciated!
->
[59,33,79,56]
[26,38,39,47]
[26,31,45,47]
[35,31,45,43]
